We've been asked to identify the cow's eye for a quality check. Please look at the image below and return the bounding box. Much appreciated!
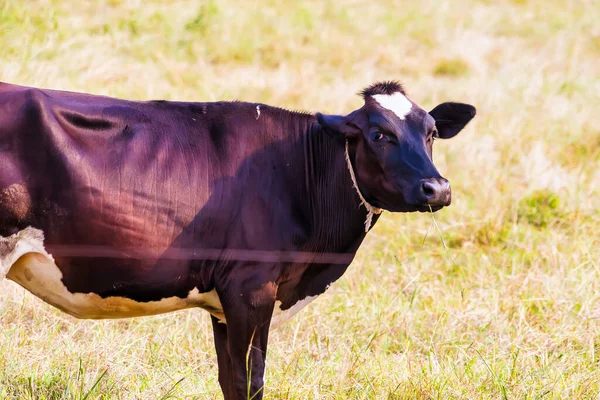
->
[372,131,387,142]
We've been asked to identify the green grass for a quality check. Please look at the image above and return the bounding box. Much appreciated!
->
[1,0,600,398]
[433,58,470,77]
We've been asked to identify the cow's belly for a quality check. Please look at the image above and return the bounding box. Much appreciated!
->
[1,227,225,321]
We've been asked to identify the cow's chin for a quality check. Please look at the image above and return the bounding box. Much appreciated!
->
[396,204,445,213]
[370,197,445,213]
[414,204,444,213]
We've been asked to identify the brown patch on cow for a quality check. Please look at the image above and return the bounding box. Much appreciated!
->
[0,184,31,220]
[23,266,33,281]
[249,281,278,308]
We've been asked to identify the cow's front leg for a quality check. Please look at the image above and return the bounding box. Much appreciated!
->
[218,278,276,400]
[211,315,236,399]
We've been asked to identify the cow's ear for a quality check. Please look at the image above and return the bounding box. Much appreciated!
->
[429,102,476,139]
[316,112,362,139]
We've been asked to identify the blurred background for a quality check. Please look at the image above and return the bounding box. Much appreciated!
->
[1,0,599,398]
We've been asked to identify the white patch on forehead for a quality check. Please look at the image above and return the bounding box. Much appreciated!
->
[270,295,318,329]
[1,227,226,322]
[372,92,412,120]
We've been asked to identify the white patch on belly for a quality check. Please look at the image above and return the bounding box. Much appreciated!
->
[372,92,412,120]
[256,105,261,119]
[270,295,318,329]
[1,227,225,322]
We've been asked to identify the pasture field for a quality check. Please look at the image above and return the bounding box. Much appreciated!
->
[1,0,600,398]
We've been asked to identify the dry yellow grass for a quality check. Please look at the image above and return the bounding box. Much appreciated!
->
[1,0,600,398]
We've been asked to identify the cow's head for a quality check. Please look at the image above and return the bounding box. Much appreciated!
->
[317,81,475,212]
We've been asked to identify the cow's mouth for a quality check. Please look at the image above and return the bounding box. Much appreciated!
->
[368,198,445,213]
[415,204,444,213]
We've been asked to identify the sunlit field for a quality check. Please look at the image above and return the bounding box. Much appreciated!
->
[1,0,600,398]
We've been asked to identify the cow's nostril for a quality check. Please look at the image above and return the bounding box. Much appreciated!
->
[422,182,436,198]
[418,178,451,207]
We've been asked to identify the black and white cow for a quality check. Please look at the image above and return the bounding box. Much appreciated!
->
[0,81,475,399]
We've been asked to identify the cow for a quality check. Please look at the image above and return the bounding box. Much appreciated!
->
[0,80,475,399]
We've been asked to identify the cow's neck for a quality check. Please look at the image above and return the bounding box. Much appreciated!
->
[300,121,379,253]
[343,139,383,232]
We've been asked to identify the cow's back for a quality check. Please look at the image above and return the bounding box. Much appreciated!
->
[0,83,221,246]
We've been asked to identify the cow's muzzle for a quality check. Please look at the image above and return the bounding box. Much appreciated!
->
[418,178,451,207]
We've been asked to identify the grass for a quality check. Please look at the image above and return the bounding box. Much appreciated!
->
[432,58,470,77]
[1,0,600,398]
